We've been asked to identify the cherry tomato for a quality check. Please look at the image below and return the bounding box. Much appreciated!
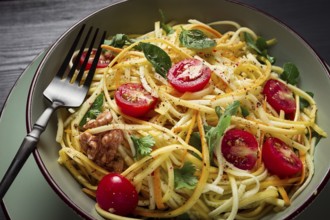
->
[96,173,138,216]
[167,58,211,93]
[80,49,114,70]
[115,83,158,117]
[262,79,296,117]
[262,137,303,178]
[221,129,258,170]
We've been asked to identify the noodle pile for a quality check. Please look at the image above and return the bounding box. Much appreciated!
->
[55,18,327,220]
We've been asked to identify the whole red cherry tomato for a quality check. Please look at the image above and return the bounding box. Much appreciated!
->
[262,137,303,178]
[262,79,296,118]
[167,58,211,93]
[115,83,158,117]
[80,49,114,70]
[221,128,258,170]
[96,173,138,216]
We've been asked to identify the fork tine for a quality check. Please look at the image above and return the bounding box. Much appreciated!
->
[75,28,100,84]
[66,26,93,81]
[83,30,107,87]
[76,29,107,87]
[56,24,86,79]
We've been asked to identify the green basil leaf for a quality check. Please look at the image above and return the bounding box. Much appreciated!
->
[205,101,240,157]
[79,93,104,127]
[179,29,216,50]
[139,42,172,78]
[280,62,300,85]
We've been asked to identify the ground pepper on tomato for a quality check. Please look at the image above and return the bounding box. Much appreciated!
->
[114,83,158,117]
[262,137,303,178]
[262,79,296,119]
[167,58,211,93]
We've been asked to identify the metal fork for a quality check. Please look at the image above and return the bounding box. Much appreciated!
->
[0,25,106,199]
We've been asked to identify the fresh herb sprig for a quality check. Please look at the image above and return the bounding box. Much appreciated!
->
[131,135,155,158]
[79,93,104,127]
[280,62,300,85]
[174,162,198,189]
[139,42,172,78]
[205,101,240,157]
[104,34,136,48]
[159,9,174,35]
[244,32,276,64]
[179,28,216,50]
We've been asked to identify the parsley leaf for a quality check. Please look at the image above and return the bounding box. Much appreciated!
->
[139,42,172,78]
[280,62,300,85]
[104,34,136,48]
[174,162,198,189]
[79,93,104,127]
[159,9,174,35]
[179,29,216,50]
[205,101,240,157]
[131,135,155,157]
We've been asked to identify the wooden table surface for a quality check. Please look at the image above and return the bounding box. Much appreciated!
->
[0,0,329,219]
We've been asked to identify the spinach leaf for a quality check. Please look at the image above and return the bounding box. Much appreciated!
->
[139,42,172,78]
[174,162,198,189]
[104,34,135,48]
[179,29,216,50]
[131,135,155,158]
[79,93,104,127]
[159,9,174,35]
[244,32,276,64]
[205,101,240,157]
[280,62,300,85]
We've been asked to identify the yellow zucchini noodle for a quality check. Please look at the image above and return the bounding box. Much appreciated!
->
[56,18,327,220]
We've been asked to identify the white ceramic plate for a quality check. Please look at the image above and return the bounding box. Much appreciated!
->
[26,0,330,219]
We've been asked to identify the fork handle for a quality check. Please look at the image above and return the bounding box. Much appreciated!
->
[0,102,61,199]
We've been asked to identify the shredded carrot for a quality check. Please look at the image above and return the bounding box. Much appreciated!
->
[153,168,166,210]
[260,177,301,189]
[191,24,222,38]
[101,44,123,53]
[278,186,290,205]
[297,151,306,185]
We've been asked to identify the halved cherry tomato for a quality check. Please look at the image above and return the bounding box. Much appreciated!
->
[221,129,258,170]
[80,49,114,70]
[96,173,138,216]
[262,79,296,117]
[262,137,303,178]
[167,58,211,93]
[115,83,158,117]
